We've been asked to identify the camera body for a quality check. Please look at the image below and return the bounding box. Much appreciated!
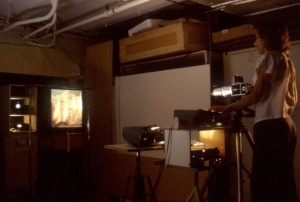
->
[231,83,249,96]
[211,75,250,97]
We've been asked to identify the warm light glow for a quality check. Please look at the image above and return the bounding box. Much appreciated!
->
[199,129,225,157]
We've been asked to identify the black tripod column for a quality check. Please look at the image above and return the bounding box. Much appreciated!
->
[231,109,255,202]
[133,149,145,202]
[123,148,157,202]
[235,131,243,202]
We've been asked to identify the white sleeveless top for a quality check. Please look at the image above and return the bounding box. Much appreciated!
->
[252,51,297,123]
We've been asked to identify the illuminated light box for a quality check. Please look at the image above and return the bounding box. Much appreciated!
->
[51,89,83,128]
[164,129,225,168]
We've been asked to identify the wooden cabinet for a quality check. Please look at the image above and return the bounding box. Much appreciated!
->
[119,21,209,63]
[0,85,38,200]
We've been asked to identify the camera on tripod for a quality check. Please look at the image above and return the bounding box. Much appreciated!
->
[211,75,251,97]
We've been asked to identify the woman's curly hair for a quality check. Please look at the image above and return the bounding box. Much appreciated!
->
[252,21,291,54]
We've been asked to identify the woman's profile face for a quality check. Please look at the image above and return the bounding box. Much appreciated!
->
[254,31,266,54]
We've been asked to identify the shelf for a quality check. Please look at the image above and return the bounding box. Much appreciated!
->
[0,85,37,134]
[0,84,38,200]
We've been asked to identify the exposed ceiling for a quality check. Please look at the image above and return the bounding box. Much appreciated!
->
[0,0,300,46]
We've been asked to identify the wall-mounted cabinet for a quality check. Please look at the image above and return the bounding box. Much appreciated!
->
[0,84,38,200]
[119,21,208,63]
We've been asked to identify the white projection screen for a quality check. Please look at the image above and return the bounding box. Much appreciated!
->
[114,64,211,145]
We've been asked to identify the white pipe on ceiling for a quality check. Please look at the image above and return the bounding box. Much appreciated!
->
[24,34,56,48]
[210,0,249,8]
[243,2,300,16]
[0,0,58,34]
[40,0,152,39]
[24,19,57,48]
[6,0,12,25]
[22,13,57,40]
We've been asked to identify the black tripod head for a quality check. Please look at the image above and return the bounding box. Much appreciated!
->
[234,108,255,120]
[231,108,255,130]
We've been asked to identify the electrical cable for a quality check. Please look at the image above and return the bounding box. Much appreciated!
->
[152,126,174,193]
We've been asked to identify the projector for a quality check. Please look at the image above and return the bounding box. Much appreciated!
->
[123,125,164,147]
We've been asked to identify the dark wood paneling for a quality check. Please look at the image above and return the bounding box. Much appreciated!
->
[84,41,114,201]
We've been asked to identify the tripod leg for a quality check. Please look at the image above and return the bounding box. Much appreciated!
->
[186,188,199,202]
[242,164,251,178]
[241,127,253,178]
[186,170,201,202]
[145,176,157,202]
[122,176,132,202]
[242,127,255,150]
[49,169,63,202]
[199,169,214,201]
[61,169,81,199]
[236,132,243,202]
[194,188,200,202]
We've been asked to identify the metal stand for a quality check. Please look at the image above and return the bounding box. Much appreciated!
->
[28,87,33,199]
[48,151,82,202]
[47,132,83,202]
[186,168,213,202]
[49,165,81,201]
[123,149,157,202]
[186,160,233,202]
[186,169,201,202]
[231,110,255,202]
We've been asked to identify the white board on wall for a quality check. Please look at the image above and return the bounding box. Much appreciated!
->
[114,64,211,144]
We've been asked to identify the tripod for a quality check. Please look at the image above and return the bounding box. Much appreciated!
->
[186,162,230,202]
[186,167,211,202]
[122,148,157,202]
[230,109,255,202]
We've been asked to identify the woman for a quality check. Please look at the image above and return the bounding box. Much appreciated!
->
[209,21,298,201]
